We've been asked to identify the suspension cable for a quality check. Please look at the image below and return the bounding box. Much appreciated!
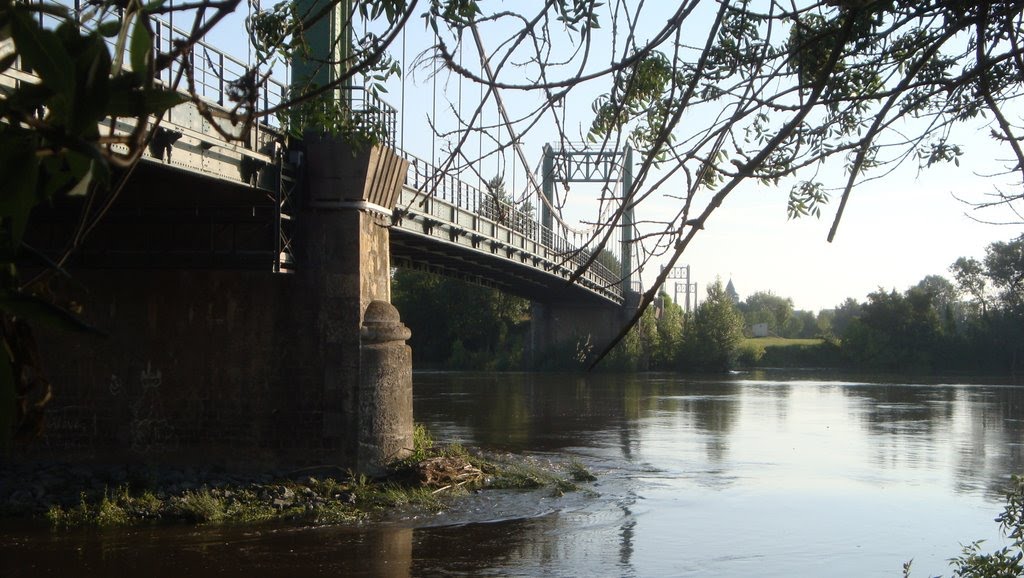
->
[468,22,595,237]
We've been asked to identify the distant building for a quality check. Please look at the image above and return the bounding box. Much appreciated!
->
[751,322,769,338]
[725,278,739,304]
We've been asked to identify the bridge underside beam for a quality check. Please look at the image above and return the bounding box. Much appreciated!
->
[390,229,618,305]
[391,245,547,294]
[392,186,624,306]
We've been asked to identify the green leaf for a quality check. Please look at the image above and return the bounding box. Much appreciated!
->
[143,0,169,14]
[38,151,94,199]
[19,2,69,21]
[65,156,95,196]
[0,290,105,335]
[65,34,112,136]
[0,82,54,114]
[39,155,77,200]
[129,17,152,77]
[9,8,74,98]
[107,70,145,92]
[97,20,122,38]
[105,87,186,116]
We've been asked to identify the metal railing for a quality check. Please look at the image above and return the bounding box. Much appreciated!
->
[148,23,397,141]
[345,86,397,147]
[150,19,287,128]
[399,148,623,296]
[35,2,391,138]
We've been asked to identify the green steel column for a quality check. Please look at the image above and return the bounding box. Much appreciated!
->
[291,0,351,104]
[541,144,554,242]
[621,145,634,297]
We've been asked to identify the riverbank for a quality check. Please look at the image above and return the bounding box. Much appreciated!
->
[1,434,596,529]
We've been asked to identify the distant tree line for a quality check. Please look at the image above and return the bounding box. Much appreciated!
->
[681,234,1024,374]
[826,235,1024,373]
[735,234,1024,373]
[392,234,1023,374]
[737,292,820,339]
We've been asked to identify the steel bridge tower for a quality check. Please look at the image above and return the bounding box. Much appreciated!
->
[540,143,636,299]
[532,143,639,367]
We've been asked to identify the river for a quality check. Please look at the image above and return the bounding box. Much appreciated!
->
[5,370,1024,577]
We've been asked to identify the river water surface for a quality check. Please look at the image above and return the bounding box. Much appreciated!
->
[5,370,1024,577]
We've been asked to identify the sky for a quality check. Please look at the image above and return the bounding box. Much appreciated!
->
[204,2,1024,313]
[679,158,1019,312]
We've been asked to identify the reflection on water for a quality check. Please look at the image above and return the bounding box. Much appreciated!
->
[414,371,1024,576]
[837,382,1024,497]
[5,371,1024,577]
[1,522,416,578]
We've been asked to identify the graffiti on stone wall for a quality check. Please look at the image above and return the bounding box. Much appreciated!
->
[108,374,123,396]
[140,364,162,390]
[44,408,98,449]
[126,362,176,455]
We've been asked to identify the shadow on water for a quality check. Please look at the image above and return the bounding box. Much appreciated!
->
[2,521,416,577]
[415,372,752,461]
[414,372,653,456]
[1,497,620,577]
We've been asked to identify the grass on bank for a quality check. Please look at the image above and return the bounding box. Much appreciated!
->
[741,337,825,348]
[44,425,597,529]
[738,337,840,368]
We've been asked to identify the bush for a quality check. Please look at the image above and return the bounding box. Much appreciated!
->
[679,280,745,372]
[736,341,766,365]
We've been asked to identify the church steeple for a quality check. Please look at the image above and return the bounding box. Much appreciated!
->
[725,278,739,304]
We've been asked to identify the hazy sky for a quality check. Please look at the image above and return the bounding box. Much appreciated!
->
[679,159,1019,312]
[206,4,1023,313]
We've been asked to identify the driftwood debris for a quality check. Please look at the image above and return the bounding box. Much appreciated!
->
[415,456,483,493]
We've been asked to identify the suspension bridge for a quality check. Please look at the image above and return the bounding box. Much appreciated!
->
[1,3,639,471]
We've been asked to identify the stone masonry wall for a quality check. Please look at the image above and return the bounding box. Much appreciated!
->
[19,207,396,469]
[24,270,322,466]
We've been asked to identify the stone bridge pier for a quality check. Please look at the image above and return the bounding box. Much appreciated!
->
[23,137,413,474]
[529,293,641,368]
[298,135,414,473]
